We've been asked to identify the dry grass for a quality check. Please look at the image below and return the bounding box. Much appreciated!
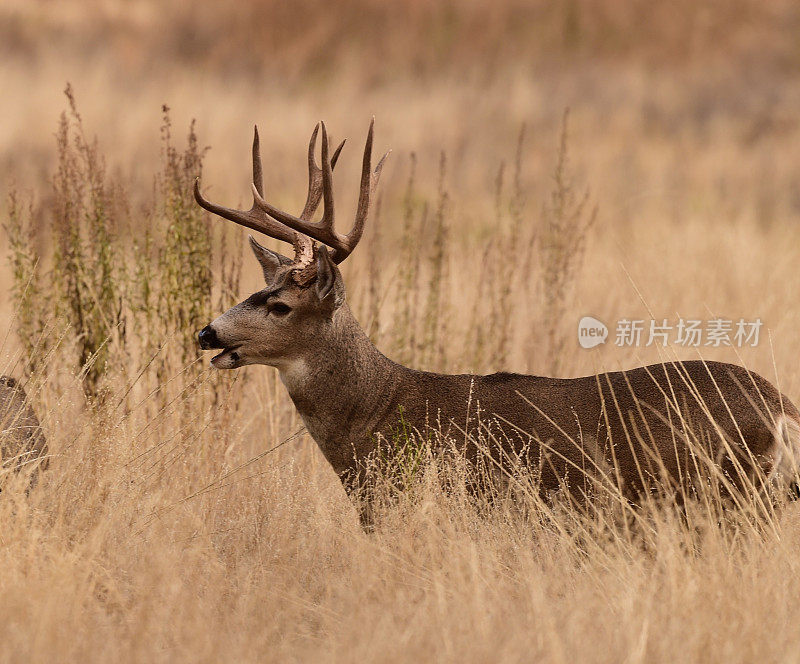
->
[2,1,800,661]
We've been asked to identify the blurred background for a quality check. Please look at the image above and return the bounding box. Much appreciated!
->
[4,0,800,194]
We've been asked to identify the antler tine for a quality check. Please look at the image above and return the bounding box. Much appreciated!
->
[251,119,389,264]
[319,121,336,236]
[349,117,390,251]
[194,126,300,245]
[299,123,345,221]
[252,125,264,197]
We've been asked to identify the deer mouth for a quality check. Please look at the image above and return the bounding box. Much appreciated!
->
[210,345,242,369]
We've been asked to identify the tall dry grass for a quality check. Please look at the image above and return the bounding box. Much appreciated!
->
[2,1,800,661]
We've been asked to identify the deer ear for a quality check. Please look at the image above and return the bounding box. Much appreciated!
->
[249,235,292,283]
[315,246,345,308]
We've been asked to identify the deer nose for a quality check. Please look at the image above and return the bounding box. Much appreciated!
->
[197,326,222,350]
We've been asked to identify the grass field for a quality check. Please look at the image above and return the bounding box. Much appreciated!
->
[2,1,800,661]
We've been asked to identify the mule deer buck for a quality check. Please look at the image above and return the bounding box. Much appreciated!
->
[196,120,800,522]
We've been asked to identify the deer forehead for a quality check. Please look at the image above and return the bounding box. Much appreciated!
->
[240,282,304,307]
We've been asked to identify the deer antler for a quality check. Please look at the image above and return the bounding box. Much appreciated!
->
[251,119,390,264]
[194,124,345,280]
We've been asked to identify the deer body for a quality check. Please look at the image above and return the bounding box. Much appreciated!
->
[196,121,800,517]
[276,299,800,501]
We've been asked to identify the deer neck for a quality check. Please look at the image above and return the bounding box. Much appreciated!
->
[276,303,399,477]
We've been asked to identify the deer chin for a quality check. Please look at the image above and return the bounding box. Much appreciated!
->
[210,346,244,369]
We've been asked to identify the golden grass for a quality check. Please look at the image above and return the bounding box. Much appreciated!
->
[2,1,800,661]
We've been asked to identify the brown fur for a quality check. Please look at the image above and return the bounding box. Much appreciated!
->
[0,376,48,480]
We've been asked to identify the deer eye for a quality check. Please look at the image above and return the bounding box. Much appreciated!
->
[269,302,292,316]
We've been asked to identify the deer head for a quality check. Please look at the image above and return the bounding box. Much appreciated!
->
[195,121,388,370]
